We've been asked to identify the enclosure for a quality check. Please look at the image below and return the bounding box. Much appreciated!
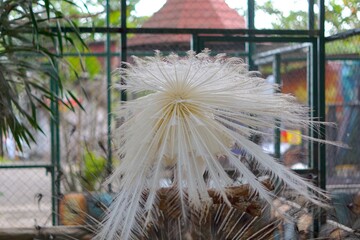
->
[0,0,359,239]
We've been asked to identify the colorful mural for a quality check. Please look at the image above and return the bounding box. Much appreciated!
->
[335,61,360,167]
[281,60,360,180]
[281,61,344,105]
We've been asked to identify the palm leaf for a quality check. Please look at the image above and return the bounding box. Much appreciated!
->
[0,0,86,150]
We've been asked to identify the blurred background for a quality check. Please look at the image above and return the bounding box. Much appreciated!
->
[0,0,359,237]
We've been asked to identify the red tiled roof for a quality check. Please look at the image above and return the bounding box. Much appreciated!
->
[129,0,245,47]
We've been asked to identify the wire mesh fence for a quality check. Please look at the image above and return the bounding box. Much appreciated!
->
[0,168,52,228]
[325,35,360,190]
[257,55,310,168]
[0,1,359,238]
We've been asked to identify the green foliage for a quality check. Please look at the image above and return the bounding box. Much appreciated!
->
[65,56,102,82]
[81,151,106,191]
[0,0,85,150]
[326,35,360,55]
[256,0,360,33]
[0,156,11,164]
[256,1,309,29]
[326,0,360,35]
[56,0,149,30]
[85,57,102,77]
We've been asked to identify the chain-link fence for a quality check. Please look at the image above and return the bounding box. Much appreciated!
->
[325,35,360,190]
[0,95,54,228]
[257,52,310,168]
[0,168,52,228]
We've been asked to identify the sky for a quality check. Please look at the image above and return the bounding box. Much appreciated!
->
[134,0,310,29]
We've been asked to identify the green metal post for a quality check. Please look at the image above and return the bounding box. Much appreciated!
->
[50,72,55,225]
[310,41,318,168]
[308,0,315,31]
[247,0,256,70]
[121,0,127,103]
[307,48,313,168]
[273,54,281,160]
[191,33,199,53]
[50,66,60,225]
[307,0,315,169]
[0,130,3,157]
[318,0,326,193]
[106,0,113,192]
[310,0,326,234]
[121,0,127,65]
[318,0,327,229]
[55,70,61,226]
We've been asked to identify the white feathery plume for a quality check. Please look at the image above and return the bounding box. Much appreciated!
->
[96,50,336,240]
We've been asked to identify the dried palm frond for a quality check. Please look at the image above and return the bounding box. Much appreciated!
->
[142,182,277,240]
[96,50,340,240]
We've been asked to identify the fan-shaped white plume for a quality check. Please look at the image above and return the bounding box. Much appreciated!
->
[96,50,334,240]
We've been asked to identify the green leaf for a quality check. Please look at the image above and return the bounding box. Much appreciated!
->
[56,19,64,55]
[0,0,88,150]
[68,90,85,111]
[28,2,39,48]
[44,0,50,20]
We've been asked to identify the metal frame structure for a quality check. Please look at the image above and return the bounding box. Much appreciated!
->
[4,0,358,233]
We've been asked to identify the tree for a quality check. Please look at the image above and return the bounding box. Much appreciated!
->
[52,0,149,83]
[55,0,148,30]
[256,0,360,34]
[0,0,85,150]
[326,0,359,35]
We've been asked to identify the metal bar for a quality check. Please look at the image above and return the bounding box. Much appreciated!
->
[129,28,319,35]
[326,102,360,107]
[121,0,127,63]
[49,66,60,226]
[326,56,360,61]
[254,56,274,65]
[39,50,360,62]
[49,73,56,226]
[198,38,205,53]
[61,51,251,58]
[307,0,316,168]
[62,52,121,57]
[313,0,326,235]
[308,0,315,30]
[191,33,199,53]
[318,0,326,193]
[293,169,318,175]
[120,0,127,102]
[0,164,53,169]
[105,0,112,193]
[247,0,255,31]
[54,67,61,226]
[53,27,320,36]
[197,36,317,43]
[307,44,312,170]
[246,0,255,70]
[252,55,360,66]
[310,41,318,169]
[0,129,3,157]
[254,43,311,59]
[273,54,281,160]
[63,52,189,57]
[325,28,360,42]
